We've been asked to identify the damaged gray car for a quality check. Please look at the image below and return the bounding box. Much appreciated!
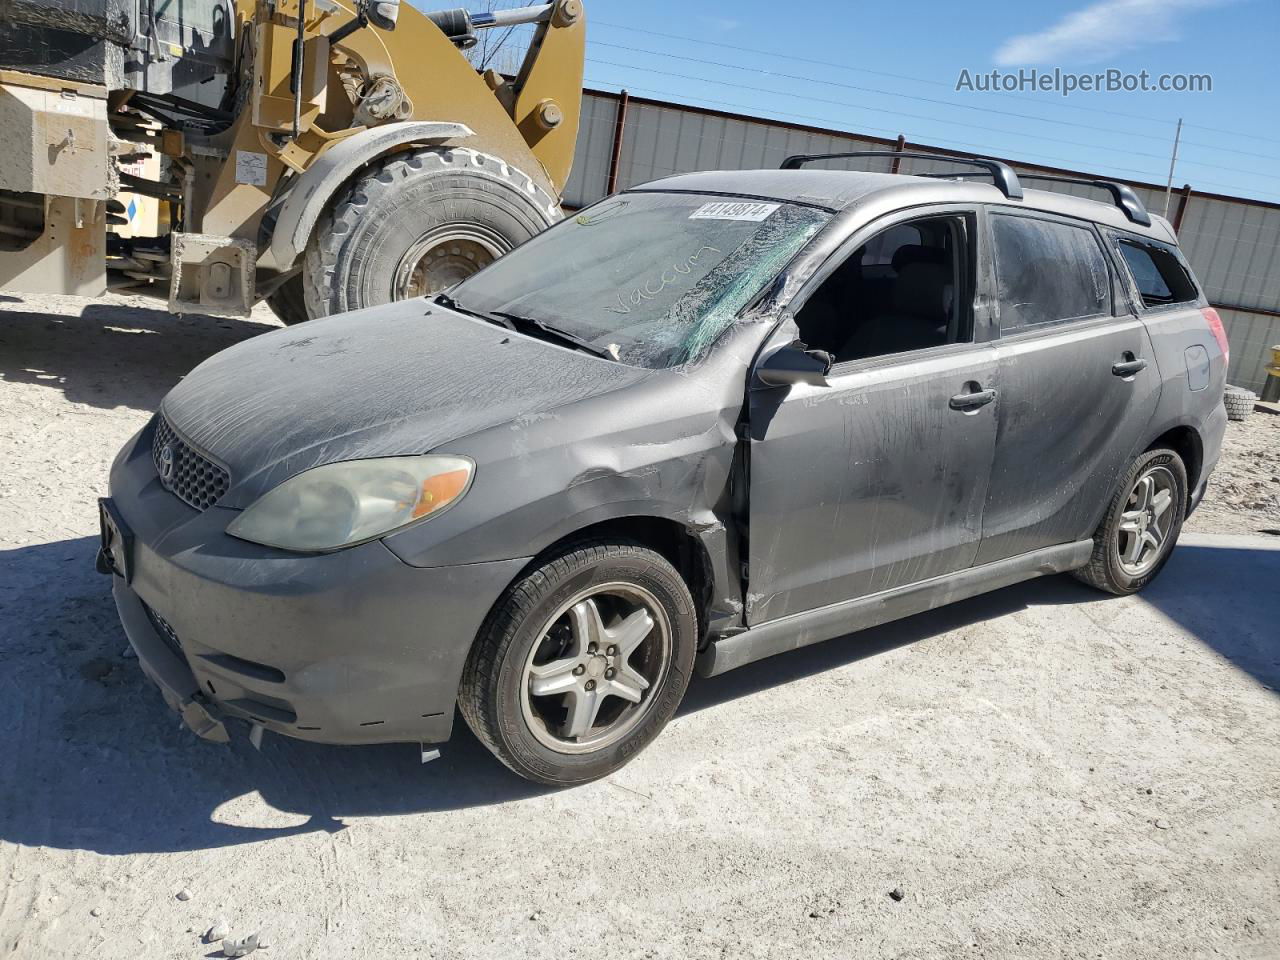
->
[100,155,1228,785]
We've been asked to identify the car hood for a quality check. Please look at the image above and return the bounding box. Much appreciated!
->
[160,302,654,507]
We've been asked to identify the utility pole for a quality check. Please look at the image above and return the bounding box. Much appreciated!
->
[1163,118,1183,217]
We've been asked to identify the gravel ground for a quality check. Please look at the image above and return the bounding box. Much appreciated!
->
[1185,402,1280,536]
[1,294,1277,959]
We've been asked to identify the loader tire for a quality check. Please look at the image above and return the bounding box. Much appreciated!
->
[266,273,309,326]
[303,146,560,319]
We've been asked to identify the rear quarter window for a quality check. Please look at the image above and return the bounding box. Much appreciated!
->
[991,214,1111,331]
[1115,239,1200,309]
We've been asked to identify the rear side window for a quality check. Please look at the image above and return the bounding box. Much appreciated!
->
[1116,239,1199,308]
[991,215,1110,330]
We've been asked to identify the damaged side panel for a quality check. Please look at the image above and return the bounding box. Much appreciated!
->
[382,323,772,635]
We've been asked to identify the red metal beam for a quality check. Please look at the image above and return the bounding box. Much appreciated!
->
[890,134,906,175]
[1172,183,1193,233]
[605,89,630,196]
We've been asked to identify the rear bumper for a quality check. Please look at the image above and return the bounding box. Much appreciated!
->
[1188,400,1228,516]
[107,425,528,746]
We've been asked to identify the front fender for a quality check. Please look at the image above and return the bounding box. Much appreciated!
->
[269,121,473,272]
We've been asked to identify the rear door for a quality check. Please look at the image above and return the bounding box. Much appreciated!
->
[975,209,1161,564]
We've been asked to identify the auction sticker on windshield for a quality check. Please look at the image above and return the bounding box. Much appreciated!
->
[689,201,781,222]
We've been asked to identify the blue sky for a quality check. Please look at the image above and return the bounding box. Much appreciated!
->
[554,0,1277,203]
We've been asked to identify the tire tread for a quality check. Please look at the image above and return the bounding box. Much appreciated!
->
[302,146,559,319]
[1073,448,1186,595]
[459,539,691,785]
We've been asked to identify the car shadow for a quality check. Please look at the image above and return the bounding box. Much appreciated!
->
[0,535,1274,856]
[0,296,278,412]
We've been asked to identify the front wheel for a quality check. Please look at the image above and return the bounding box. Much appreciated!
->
[1074,448,1188,595]
[459,541,697,786]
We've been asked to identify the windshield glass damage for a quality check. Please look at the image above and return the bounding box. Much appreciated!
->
[446,192,832,369]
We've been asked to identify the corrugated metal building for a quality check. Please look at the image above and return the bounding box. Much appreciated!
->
[565,89,1280,392]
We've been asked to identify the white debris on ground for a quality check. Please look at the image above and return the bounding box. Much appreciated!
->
[1,293,1277,959]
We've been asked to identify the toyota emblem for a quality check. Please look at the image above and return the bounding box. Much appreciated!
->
[158,445,175,487]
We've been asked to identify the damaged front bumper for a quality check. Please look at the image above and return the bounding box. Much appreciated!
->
[112,579,230,742]
[103,428,530,748]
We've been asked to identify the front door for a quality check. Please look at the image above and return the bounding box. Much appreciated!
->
[744,209,999,625]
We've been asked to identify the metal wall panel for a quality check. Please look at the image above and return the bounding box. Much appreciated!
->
[562,92,619,209]
[1178,196,1280,314]
[1218,308,1280,392]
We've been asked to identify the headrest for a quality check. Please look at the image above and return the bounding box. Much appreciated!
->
[891,244,948,272]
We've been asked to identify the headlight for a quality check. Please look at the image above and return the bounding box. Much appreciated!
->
[226,455,474,552]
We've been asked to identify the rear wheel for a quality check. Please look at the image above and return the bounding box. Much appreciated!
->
[1074,448,1187,595]
[459,541,697,786]
[303,146,560,319]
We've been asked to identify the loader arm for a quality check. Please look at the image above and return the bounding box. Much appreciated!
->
[204,0,584,245]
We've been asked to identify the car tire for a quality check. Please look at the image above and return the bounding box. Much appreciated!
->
[1224,384,1256,422]
[266,273,309,326]
[459,540,697,786]
[1074,448,1188,596]
[302,146,560,319]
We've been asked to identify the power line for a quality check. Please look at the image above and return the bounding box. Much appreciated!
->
[586,59,1278,184]
[589,40,1176,143]
[1182,123,1280,148]
[589,27,1280,164]
[591,19,1175,127]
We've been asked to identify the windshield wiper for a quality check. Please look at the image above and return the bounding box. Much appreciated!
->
[490,311,617,361]
[434,293,514,331]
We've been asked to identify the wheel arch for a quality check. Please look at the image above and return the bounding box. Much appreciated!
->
[268,121,475,274]
[502,514,725,649]
[1146,423,1204,507]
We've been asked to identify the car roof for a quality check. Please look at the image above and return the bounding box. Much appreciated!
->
[633,169,1179,244]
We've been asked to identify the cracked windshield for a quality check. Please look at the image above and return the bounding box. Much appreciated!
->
[447,192,831,368]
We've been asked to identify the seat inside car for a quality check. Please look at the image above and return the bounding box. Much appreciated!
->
[795,219,959,363]
[838,244,953,361]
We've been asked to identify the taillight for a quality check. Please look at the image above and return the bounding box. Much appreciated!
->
[1202,307,1229,362]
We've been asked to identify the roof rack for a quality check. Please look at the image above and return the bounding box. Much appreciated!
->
[779,151,1023,200]
[1017,174,1152,226]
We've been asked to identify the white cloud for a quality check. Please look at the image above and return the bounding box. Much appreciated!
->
[698,15,740,34]
[994,0,1230,66]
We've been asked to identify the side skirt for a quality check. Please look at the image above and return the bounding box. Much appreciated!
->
[696,540,1093,677]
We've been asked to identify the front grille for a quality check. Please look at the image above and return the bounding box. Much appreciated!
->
[151,414,230,511]
[143,603,184,660]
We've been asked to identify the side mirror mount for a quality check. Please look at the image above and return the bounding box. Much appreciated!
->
[755,341,833,388]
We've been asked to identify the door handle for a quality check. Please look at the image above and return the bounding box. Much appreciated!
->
[949,385,998,411]
[1112,355,1148,378]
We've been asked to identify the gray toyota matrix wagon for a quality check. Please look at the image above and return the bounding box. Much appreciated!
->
[100,154,1228,785]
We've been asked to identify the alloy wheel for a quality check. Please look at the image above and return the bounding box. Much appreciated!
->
[1116,464,1177,576]
[519,583,672,754]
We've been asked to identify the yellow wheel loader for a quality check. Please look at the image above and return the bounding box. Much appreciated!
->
[0,0,585,324]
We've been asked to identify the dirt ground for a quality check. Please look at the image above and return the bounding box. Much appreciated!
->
[1184,402,1280,536]
[1,293,1277,960]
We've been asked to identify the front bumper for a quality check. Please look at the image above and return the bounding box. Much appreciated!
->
[107,425,529,746]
